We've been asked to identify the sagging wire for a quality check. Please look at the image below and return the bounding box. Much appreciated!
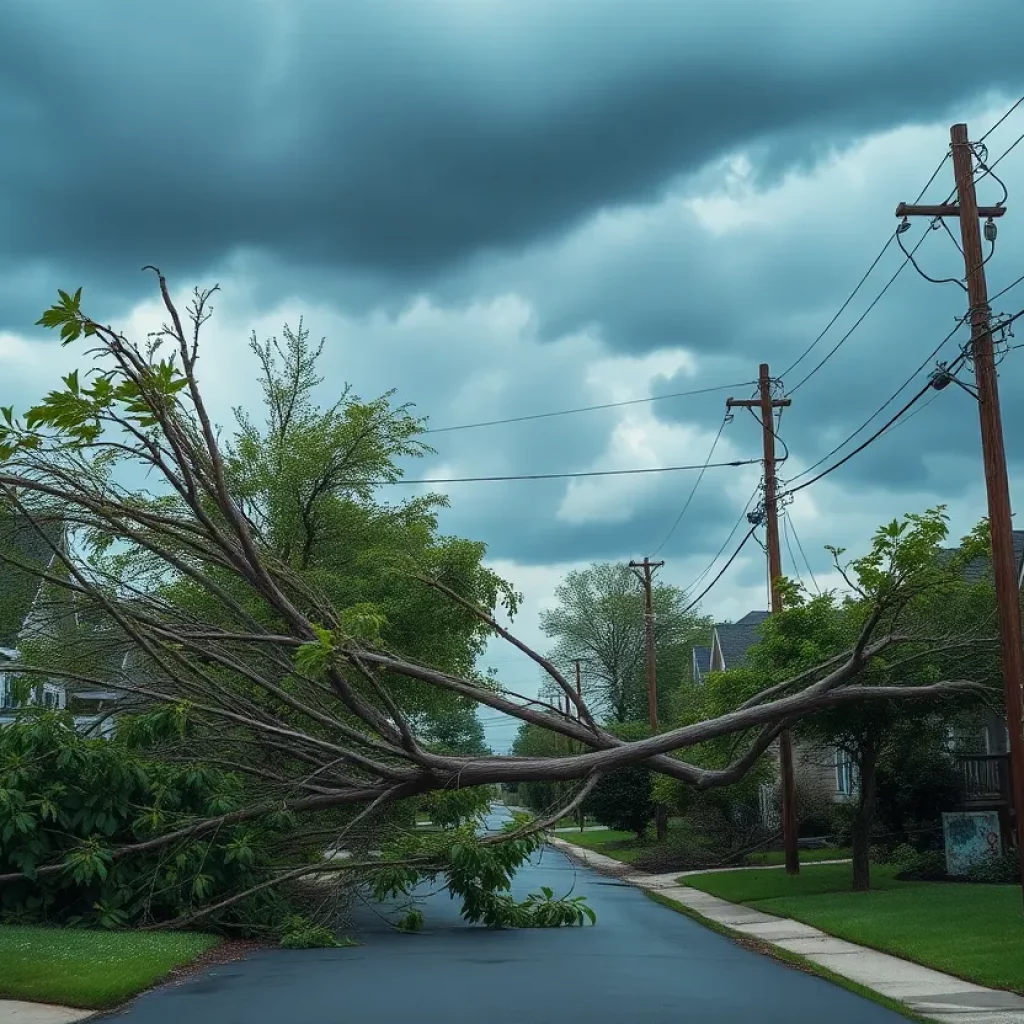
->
[649,409,734,557]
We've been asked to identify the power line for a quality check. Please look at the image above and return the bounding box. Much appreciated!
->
[779,234,898,379]
[785,313,971,486]
[680,524,759,615]
[987,127,1024,174]
[681,484,760,598]
[648,412,731,557]
[779,359,965,500]
[787,512,820,595]
[782,512,802,588]
[422,380,755,434]
[991,269,1024,304]
[979,95,1024,142]
[781,152,949,384]
[788,224,937,394]
[355,458,759,486]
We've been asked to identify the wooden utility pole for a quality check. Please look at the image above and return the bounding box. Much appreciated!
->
[727,364,799,875]
[629,557,665,733]
[574,659,583,721]
[629,556,667,840]
[574,659,586,830]
[897,123,1024,898]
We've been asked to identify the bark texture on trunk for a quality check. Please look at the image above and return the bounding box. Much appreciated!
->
[851,744,878,892]
[655,803,668,842]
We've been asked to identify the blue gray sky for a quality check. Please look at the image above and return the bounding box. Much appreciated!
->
[3,0,1024,749]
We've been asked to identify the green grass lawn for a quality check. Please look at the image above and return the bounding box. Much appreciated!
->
[0,926,221,1009]
[553,815,596,829]
[684,863,1024,995]
[745,846,850,866]
[555,827,648,862]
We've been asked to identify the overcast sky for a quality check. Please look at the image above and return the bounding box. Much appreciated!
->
[3,0,1024,751]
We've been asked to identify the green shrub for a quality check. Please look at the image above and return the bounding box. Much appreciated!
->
[584,766,653,838]
[0,711,291,931]
[964,851,1019,884]
[892,843,946,880]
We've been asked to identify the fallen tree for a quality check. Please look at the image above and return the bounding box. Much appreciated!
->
[0,274,988,931]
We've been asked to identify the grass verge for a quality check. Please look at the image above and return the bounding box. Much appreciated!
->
[553,828,648,862]
[746,847,851,866]
[0,925,222,1009]
[683,862,1024,996]
[644,891,931,1024]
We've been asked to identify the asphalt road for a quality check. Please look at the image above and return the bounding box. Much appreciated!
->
[99,809,907,1024]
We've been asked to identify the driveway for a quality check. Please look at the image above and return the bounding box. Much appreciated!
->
[99,809,907,1024]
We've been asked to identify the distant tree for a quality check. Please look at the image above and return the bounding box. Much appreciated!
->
[539,563,711,723]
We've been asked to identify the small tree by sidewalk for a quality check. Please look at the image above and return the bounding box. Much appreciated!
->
[701,508,999,890]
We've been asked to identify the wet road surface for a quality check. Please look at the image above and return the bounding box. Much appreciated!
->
[99,809,907,1024]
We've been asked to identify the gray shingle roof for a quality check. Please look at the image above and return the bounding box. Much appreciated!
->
[937,529,1024,584]
[713,610,769,670]
[691,645,710,682]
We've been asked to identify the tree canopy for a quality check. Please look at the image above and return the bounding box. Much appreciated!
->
[697,507,1000,888]
[0,275,995,930]
[540,562,711,722]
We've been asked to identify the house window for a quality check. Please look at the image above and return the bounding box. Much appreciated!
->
[43,690,56,709]
[835,748,855,796]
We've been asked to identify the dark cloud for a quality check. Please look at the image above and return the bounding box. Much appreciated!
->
[3,0,1024,330]
[4,0,1024,594]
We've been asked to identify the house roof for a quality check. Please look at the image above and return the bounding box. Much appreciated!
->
[937,529,1024,585]
[0,512,63,648]
[691,645,710,679]
[713,610,769,670]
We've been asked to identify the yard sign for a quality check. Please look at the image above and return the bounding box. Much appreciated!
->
[942,811,1002,877]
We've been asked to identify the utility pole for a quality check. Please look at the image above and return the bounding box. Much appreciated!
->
[574,659,586,830]
[629,556,667,840]
[896,123,1024,900]
[727,364,800,875]
[574,660,583,722]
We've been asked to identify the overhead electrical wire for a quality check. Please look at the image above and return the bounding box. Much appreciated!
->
[648,411,731,557]
[422,380,755,434]
[784,313,972,487]
[782,513,802,588]
[780,152,950,384]
[778,358,967,501]
[978,95,1024,142]
[788,224,940,394]
[680,483,760,600]
[680,524,759,616]
[354,457,759,486]
[787,513,821,595]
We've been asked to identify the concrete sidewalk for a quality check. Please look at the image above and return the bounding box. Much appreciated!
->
[0,1000,94,1023]
[550,836,1024,1024]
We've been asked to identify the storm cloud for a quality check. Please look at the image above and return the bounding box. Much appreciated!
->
[3,2,1024,753]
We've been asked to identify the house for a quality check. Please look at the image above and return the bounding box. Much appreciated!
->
[693,611,853,825]
[0,512,119,737]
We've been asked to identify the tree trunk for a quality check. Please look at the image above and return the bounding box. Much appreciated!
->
[655,803,668,842]
[851,745,879,892]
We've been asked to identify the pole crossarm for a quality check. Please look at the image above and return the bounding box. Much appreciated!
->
[895,203,1006,219]
[726,397,792,409]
